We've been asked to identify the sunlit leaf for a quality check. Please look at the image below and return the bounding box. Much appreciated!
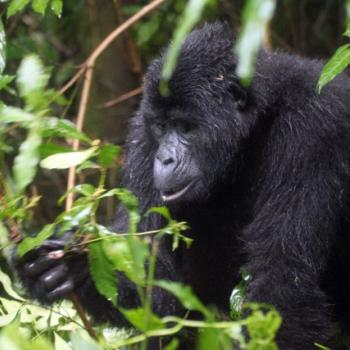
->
[17,55,49,97]
[13,129,42,191]
[235,0,276,84]
[0,75,14,90]
[54,333,71,350]
[17,224,55,256]
[51,0,63,17]
[0,106,35,124]
[155,280,212,318]
[0,18,6,74]
[0,268,24,301]
[40,147,96,169]
[42,117,92,143]
[32,0,50,14]
[7,0,30,17]
[163,338,180,350]
[88,241,118,306]
[121,308,163,332]
[161,0,215,94]
[318,44,350,92]
[0,298,21,327]
[71,332,103,350]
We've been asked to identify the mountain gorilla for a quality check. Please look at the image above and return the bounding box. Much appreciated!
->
[16,23,350,349]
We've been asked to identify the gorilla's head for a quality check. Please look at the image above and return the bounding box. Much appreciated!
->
[139,23,259,204]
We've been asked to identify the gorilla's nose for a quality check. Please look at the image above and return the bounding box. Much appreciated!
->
[153,149,177,190]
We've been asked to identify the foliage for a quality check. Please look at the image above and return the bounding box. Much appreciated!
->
[1,0,349,349]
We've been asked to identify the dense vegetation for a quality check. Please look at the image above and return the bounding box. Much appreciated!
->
[0,1,349,349]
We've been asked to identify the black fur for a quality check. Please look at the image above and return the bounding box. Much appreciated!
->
[16,23,350,349]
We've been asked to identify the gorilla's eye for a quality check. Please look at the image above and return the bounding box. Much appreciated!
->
[173,119,193,134]
[151,121,166,136]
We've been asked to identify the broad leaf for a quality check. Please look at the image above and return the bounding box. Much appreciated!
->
[98,144,120,167]
[318,44,350,92]
[0,106,35,124]
[70,333,103,350]
[155,280,212,318]
[7,0,30,17]
[17,55,49,97]
[0,268,24,301]
[17,224,55,256]
[51,0,63,17]
[88,241,118,306]
[40,147,96,169]
[13,129,42,191]
[121,308,163,332]
[32,0,50,14]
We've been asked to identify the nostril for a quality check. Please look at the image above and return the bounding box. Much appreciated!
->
[163,157,174,166]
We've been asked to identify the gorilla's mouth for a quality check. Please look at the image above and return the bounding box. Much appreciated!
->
[161,183,192,202]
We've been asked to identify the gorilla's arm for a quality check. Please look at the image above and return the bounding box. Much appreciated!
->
[242,113,347,349]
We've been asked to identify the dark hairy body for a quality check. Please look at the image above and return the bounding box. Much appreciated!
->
[16,23,350,349]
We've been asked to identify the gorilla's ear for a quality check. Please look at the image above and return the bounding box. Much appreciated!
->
[228,80,248,109]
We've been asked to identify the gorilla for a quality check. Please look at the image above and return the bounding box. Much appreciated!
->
[16,23,350,349]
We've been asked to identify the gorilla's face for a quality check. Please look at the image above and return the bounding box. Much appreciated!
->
[139,24,257,204]
[143,97,249,204]
[148,110,202,203]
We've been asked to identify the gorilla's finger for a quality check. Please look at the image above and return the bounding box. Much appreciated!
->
[24,256,57,276]
[40,264,68,291]
[47,279,74,301]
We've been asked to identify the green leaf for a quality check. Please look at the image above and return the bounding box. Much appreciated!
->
[13,129,42,191]
[121,308,164,332]
[197,328,221,350]
[100,188,140,233]
[32,0,50,14]
[163,338,180,350]
[17,55,49,97]
[0,18,6,74]
[70,332,103,350]
[42,117,92,143]
[88,241,118,306]
[318,44,350,92]
[7,0,30,17]
[155,280,212,318]
[40,147,96,169]
[17,224,55,256]
[0,268,24,301]
[0,298,21,327]
[235,0,276,84]
[51,0,63,17]
[0,106,35,124]
[161,0,215,93]
[98,144,120,167]
[0,75,15,90]
[54,333,71,350]
[147,206,172,222]
[345,22,350,37]
[104,235,147,286]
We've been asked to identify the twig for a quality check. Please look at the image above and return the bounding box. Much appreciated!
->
[63,0,165,340]
[99,86,143,109]
[59,0,164,95]
[66,65,94,211]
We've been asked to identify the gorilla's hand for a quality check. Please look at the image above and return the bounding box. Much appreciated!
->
[15,232,89,304]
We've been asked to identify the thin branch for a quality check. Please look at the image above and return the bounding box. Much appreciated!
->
[66,65,94,211]
[62,0,165,340]
[59,0,164,94]
[99,86,143,109]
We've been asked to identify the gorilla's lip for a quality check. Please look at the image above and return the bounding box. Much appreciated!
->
[161,182,192,202]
